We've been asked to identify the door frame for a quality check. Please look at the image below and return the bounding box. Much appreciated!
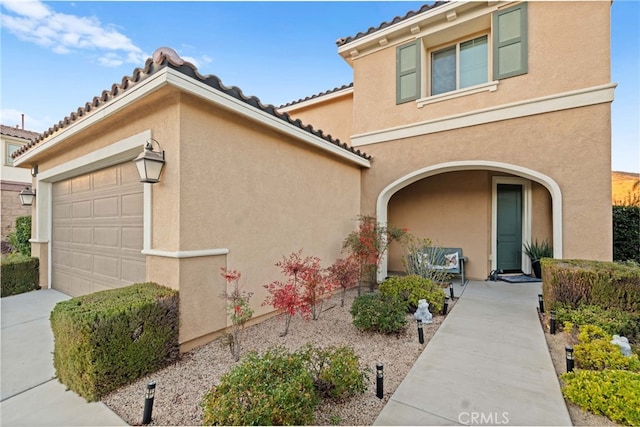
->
[491,176,531,274]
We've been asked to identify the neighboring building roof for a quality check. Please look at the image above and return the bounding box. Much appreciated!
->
[279,83,354,109]
[0,125,40,141]
[335,1,447,47]
[13,48,370,161]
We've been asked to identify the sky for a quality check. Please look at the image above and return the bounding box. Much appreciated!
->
[1,1,638,173]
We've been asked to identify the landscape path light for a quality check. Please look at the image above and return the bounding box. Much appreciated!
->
[134,138,166,183]
[442,296,449,315]
[376,362,384,399]
[142,381,156,425]
[417,319,424,344]
[565,346,574,373]
[550,310,557,334]
[538,294,545,313]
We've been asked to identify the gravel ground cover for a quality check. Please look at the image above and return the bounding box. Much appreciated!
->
[103,288,456,426]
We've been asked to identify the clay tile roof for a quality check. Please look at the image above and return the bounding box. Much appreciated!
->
[335,1,448,47]
[12,47,370,162]
[279,83,354,109]
[1,125,41,141]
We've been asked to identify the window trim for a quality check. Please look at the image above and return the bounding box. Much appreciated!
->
[417,80,499,108]
[428,33,490,97]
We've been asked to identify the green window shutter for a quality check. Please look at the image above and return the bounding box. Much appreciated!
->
[493,2,528,80]
[396,41,421,104]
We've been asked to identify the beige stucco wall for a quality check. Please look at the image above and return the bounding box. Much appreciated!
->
[170,94,362,348]
[351,1,611,134]
[281,92,354,145]
[362,103,612,278]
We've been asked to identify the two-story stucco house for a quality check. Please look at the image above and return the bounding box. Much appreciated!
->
[13,1,614,351]
[1,124,39,251]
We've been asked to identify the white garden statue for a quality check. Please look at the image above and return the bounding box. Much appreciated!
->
[611,335,632,357]
[414,299,433,324]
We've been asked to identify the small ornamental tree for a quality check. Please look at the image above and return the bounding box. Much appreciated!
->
[263,250,331,335]
[342,215,408,294]
[327,255,360,307]
[220,268,253,362]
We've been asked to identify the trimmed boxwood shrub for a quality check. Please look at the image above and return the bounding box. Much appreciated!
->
[50,283,179,401]
[202,346,318,425]
[379,274,446,313]
[541,259,640,313]
[350,292,407,334]
[561,369,640,426]
[1,256,39,297]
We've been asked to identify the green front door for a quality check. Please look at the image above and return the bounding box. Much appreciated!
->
[497,184,523,272]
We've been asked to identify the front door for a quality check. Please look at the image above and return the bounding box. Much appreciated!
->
[497,184,522,272]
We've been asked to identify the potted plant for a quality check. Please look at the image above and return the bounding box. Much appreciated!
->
[522,239,553,279]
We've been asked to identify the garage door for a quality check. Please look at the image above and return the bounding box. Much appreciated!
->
[52,162,145,296]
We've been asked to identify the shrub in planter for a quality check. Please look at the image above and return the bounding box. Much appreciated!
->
[350,292,407,334]
[379,274,446,313]
[201,347,318,426]
[299,344,369,400]
[561,369,640,426]
[50,283,179,401]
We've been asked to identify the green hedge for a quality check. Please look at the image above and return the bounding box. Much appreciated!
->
[50,283,179,401]
[541,259,640,313]
[7,215,31,257]
[613,205,640,263]
[350,292,408,334]
[1,256,39,297]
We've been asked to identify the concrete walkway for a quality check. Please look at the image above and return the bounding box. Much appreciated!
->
[1,289,127,426]
[374,280,572,426]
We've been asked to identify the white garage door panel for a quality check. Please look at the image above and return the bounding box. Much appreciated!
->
[52,162,145,297]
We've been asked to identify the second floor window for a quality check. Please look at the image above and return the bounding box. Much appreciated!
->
[5,142,23,166]
[431,35,488,96]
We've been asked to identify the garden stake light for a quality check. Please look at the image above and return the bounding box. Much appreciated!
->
[538,294,544,313]
[142,381,156,425]
[550,310,556,334]
[565,346,574,373]
[449,283,454,300]
[442,296,449,315]
[417,319,424,344]
[376,362,384,399]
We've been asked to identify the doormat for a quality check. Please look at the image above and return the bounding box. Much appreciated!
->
[498,274,541,283]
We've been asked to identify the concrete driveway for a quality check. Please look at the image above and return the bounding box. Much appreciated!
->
[1,289,127,426]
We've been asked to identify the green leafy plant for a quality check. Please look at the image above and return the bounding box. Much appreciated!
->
[379,274,446,313]
[613,205,640,263]
[561,369,640,426]
[350,292,407,334]
[522,238,553,261]
[574,325,640,372]
[342,215,408,294]
[299,344,369,400]
[6,216,31,257]
[220,268,253,362]
[201,347,318,426]
[1,256,39,297]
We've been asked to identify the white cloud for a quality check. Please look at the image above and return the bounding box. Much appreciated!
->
[1,109,54,133]
[0,1,147,66]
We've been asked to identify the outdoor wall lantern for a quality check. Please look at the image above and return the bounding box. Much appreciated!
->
[134,138,165,183]
[18,186,36,206]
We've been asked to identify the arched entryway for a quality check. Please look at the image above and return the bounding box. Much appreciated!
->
[376,161,563,281]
